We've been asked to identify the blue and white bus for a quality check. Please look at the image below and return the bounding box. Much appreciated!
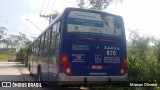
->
[28,7,127,86]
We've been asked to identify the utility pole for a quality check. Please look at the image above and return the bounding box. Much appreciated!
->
[40,14,52,24]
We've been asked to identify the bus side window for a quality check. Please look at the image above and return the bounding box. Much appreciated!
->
[55,21,61,47]
[52,23,57,37]
[31,46,33,54]
[57,21,61,34]
[27,48,29,55]
[38,37,41,52]
[51,23,57,48]
[35,41,37,54]
[41,34,45,51]
[45,31,48,50]
[49,29,52,49]
[33,44,35,53]
[34,41,37,54]
[51,37,54,49]
[36,41,39,54]
[47,28,51,49]
[44,30,51,50]
[38,37,41,53]
[27,46,32,55]
[40,35,42,51]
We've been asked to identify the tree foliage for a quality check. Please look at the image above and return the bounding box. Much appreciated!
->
[77,0,123,10]
[16,47,28,62]
[77,0,85,8]
[1,32,31,48]
[89,0,112,10]
[155,40,160,62]
[0,26,31,63]
[0,26,7,43]
[127,29,159,82]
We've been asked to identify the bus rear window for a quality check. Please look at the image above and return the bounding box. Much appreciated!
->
[67,11,123,36]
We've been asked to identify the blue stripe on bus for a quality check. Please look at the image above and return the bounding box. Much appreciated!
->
[68,17,103,28]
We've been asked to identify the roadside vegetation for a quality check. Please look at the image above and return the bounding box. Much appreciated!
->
[0,26,31,62]
[16,47,28,63]
[125,30,160,90]
[0,51,16,61]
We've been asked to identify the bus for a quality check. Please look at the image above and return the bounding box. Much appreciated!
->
[27,7,127,86]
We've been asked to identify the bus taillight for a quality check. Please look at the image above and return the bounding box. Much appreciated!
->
[61,54,72,75]
[120,58,127,75]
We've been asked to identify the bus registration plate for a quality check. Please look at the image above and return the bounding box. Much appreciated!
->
[91,65,102,69]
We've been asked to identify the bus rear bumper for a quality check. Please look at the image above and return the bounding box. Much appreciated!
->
[59,73,128,86]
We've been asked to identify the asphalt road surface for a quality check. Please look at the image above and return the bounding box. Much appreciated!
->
[0,62,82,90]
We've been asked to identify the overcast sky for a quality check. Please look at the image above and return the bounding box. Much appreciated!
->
[0,0,160,40]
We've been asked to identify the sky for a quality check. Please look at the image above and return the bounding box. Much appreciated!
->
[0,0,160,41]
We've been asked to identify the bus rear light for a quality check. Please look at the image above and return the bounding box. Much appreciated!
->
[63,62,69,68]
[120,69,124,74]
[66,68,71,73]
[61,54,72,75]
[120,58,127,75]
[62,56,68,62]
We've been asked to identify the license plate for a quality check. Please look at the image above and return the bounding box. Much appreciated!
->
[91,65,102,69]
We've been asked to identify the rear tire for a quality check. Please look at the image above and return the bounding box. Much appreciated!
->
[28,63,33,76]
[38,65,42,82]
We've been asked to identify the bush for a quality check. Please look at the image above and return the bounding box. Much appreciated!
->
[16,48,27,62]
[127,30,159,90]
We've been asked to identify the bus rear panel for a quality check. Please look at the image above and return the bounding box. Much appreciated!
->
[58,8,127,85]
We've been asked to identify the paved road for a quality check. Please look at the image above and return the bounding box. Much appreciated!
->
[0,62,23,81]
[0,62,29,90]
[0,62,82,90]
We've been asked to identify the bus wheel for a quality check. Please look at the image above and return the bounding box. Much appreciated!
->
[38,65,42,82]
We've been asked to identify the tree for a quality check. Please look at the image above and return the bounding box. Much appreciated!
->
[127,29,158,81]
[1,38,10,48]
[89,0,123,10]
[77,0,85,8]
[155,40,160,62]
[77,0,123,10]
[1,32,31,48]
[154,39,160,79]
[7,34,18,48]
[17,32,28,47]
[0,26,7,43]
[16,47,27,62]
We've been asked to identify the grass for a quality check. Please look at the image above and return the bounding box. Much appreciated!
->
[0,52,16,61]
[0,53,8,61]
